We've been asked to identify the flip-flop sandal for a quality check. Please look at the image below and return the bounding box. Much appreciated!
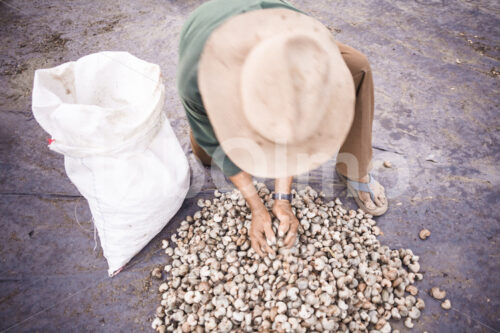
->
[337,171,388,216]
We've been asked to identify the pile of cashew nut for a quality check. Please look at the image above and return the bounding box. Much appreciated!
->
[151,184,430,332]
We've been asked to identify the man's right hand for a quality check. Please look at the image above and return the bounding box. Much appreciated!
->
[229,171,277,257]
[249,207,276,257]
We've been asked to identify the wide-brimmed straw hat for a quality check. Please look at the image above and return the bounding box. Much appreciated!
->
[198,8,355,178]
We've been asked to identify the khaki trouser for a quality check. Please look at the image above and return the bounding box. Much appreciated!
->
[190,41,374,180]
[190,131,213,166]
[334,41,374,180]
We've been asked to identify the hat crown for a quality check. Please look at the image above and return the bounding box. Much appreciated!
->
[241,33,332,145]
[198,8,356,178]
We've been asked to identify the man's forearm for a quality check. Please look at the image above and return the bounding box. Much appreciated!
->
[229,171,265,212]
[273,176,298,245]
[275,177,293,195]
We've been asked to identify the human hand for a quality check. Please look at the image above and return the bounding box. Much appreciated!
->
[272,200,299,248]
[249,207,276,257]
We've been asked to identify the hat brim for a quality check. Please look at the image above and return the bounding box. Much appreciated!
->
[198,8,355,178]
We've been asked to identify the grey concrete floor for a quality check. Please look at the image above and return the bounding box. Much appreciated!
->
[0,0,499,332]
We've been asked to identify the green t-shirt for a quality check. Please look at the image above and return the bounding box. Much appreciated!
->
[177,0,300,177]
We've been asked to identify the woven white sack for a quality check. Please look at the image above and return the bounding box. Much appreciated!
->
[32,52,190,276]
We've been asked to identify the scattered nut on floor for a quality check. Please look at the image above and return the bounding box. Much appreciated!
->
[151,267,162,279]
[430,287,446,300]
[406,285,418,296]
[404,317,414,328]
[150,185,426,332]
[419,229,431,240]
[383,160,392,168]
[441,299,451,310]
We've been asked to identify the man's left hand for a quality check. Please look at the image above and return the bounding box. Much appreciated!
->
[272,200,299,248]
